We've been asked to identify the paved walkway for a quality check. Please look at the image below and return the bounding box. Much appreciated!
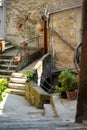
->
[0,94,43,117]
[0,60,87,129]
[52,94,77,122]
[0,93,87,130]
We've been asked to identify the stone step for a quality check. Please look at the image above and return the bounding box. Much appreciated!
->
[10,77,27,84]
[0,59,18,65]
[0,75,11,79]
[12,72,25,78]
[8,88,25,96]
[43,104,56,118]
[5,45,15,52]
[0,59,11,63]
[8,82,25,90]
[0,69,14,74]
[0,55,13,59]
[0,64,17,70]
[5,45,15,49]
[5,41,11,46]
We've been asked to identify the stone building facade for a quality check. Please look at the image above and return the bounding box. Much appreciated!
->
[47,0,83,69]
[4,0,52,44]
[4,0,83,69]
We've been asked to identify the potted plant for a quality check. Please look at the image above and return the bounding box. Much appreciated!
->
[55,85,67,98]
[23,70,35,81]
[55,69,78,100]
[14,56,21,62]
[0,78,10,102]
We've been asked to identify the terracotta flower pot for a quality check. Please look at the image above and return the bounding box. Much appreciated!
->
[14,56,21,62]
[66,90,78,100]
[21,42,28,47]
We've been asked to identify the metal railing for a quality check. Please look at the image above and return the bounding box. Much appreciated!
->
[7,36,40,73]
[38,75,54,94]
[20,36,40,50]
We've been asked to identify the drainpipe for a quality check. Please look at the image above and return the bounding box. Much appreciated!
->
[44,19,48,54]
[41,14,48,54]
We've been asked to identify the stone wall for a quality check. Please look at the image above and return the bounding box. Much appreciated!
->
[48,1,83,69]
[33,53,52,87]
[5,0,83,69]
[5,0,53,45]
[25,81,50,108]
[5,0,83,43]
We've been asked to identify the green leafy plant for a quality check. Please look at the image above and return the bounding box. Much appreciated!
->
[55,85,66,93]
[23,70,35,81]
[58,69,78,92]
[0,78,9,102]
[0,78,7,86]
[55,85,67,98]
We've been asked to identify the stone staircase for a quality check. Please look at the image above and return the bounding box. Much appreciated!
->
[5,41,15,53]
[0,41,17,79]
[0,55,18,79]
[8,72,27,96]
[0,40,42,79]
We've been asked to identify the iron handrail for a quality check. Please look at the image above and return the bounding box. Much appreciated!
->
[38,75,54,94]
[7,36,40,73]
[7,48,22,72]
[20,36,40,50]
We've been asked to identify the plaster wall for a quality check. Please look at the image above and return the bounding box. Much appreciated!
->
[49,6,82,69]
[5,0,83,68]
[5,0,52,45]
